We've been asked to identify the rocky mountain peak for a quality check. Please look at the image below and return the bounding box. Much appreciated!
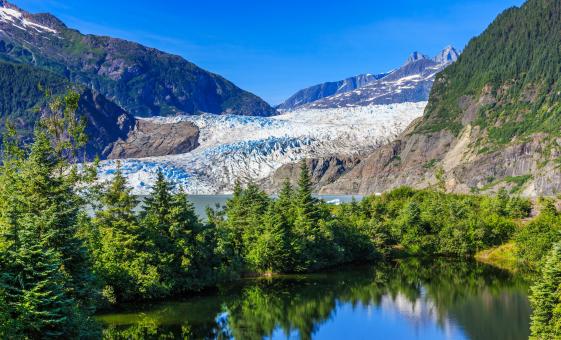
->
[434,45,460,64]
[405,51,430,65]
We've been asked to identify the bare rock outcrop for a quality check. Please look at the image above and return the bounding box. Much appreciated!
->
[108,119,199,159]
[261,155,361,193]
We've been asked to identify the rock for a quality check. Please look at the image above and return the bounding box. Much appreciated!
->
[261,155,361,193]
[107,119,199,159]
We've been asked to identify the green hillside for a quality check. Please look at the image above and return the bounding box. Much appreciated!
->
[421,0,561,148]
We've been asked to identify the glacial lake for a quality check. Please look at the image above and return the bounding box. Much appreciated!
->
[97,259,530,339]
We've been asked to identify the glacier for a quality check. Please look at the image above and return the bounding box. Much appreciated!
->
[97,102,427,194]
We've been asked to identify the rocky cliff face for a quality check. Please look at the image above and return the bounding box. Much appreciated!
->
[260,155,362,193]
[0,1,276,117]
[108,119,200,159]
[318,0,561,197]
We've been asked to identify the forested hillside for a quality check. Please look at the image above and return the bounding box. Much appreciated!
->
[0,1,276,117]
[0,61,134,159]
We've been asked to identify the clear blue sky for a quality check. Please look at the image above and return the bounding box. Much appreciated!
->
[11,0,524,104]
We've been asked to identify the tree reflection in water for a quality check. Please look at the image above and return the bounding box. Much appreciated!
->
[99,259,530,340]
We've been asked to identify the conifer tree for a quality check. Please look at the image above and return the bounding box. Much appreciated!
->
[292,162,322,270]
[93,166,164,301]
[530,241,561,339]
[2,226,77,338]
[247,201,291,273]
[169,189,214,290]
[141,169,175,288]
[277,179,295,225]
[0,91,98,337]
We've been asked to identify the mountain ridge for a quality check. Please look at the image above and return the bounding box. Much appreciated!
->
[279,46,459,111]
[0,0,276,117]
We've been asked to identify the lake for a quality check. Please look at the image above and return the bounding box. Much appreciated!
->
[97,259,530,339]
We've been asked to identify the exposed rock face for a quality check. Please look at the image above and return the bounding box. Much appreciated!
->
[320,124,561,197]
[261,155,361,193]
[78,89,135,159]
[108,119,200,159]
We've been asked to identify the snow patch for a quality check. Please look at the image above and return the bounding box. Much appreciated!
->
[0,6,57,34]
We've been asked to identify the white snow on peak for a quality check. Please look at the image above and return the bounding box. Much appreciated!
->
[98,102,427,194]
[0,6,57,34]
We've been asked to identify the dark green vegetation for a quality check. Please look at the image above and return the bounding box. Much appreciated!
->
[0,91,536,337]
[0,1,275,117]
[422,0,561,145]
[99,259,530,340]
[0,83,552,340]
[0,61,134,159]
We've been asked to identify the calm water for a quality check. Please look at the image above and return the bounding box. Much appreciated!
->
[97,259,530,339]
[166,194,363,219]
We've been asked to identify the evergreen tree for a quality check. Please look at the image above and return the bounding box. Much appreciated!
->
[2,226,77,338]
[0,91,98,337]
[170,189,217,290]
[277,179,295,226]
[292,162,323,271]
[530,241,561,339]
[93,166,165,301]
[247,202,291,273]
[141,169,175,290]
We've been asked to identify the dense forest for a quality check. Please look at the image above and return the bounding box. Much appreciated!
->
[0,91,560,338]
[422,0,561,142]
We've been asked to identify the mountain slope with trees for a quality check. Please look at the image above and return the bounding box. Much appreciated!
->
[320,0,561,197]
[0,61,134,159]
[0,0,275,117]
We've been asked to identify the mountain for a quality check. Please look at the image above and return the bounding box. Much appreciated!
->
[299,47,459,109]
[277,72,388,111]
[0,60,134,159]
[319,0,561,196]
[278,46,458,111]
[0,1,276,117]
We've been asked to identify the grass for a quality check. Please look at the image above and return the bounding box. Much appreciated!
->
[475,241,519,273]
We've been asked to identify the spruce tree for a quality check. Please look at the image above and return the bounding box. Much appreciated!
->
[0,91,98,337]
[530,241,561,339]
[93,166,164,301]
[169,189,212,290]
[248,201,291,273]
[3,226,76,338]
[292,162,322,271]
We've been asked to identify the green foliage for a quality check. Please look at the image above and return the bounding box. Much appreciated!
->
[515,200,561,269]
[337,187,529,257]
[419,0,561,143]
[0,90,99,337]
[210,163,376,275]
[530,242,561,339]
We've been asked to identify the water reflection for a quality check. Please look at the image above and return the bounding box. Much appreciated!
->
[98,259,530,339]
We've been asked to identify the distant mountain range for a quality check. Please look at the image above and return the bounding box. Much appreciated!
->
[0,0,275,118]
[276,72,389,111]
[279,46,459,111]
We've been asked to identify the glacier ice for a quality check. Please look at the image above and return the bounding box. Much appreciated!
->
[97,102,427,194]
